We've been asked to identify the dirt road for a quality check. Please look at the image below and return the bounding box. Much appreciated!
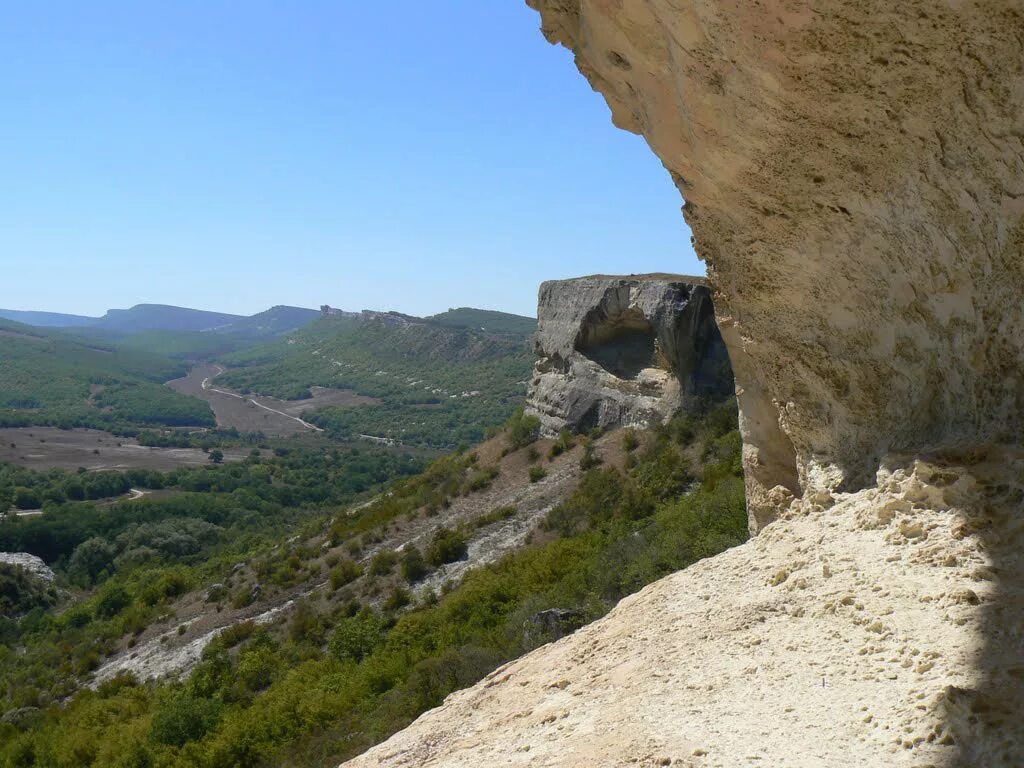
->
[167,365,377,438]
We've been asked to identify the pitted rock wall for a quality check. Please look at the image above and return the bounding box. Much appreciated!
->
[527,0,1024,531]
[525,274,732,435]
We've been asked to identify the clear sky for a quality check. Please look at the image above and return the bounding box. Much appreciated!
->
[1,1,701,319]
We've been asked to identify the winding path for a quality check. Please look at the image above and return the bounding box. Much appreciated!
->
[201,366,323,432]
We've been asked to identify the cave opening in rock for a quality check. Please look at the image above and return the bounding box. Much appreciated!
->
[574,308,659,380]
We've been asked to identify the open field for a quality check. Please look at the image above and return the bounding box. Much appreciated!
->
[167,364,378,437]
[0,427,253,471]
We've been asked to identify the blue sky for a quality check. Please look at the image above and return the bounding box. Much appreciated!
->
[1,1,701,318]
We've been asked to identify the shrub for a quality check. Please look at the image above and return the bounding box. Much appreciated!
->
[580,442,602,471]
[505,407,541,449]
[95,585,131,619]
[330,559,363,590]
[622,429,639,452]
[466,466,499,493]
[139,570,192,606]
[383,586,411,611]
[328,610,385,663]
[548,429,575,460]
[426,527,467,566]
[150,693,222,747]
[528,466,547,483]
[400,547,429,582]
[369,551,398,576]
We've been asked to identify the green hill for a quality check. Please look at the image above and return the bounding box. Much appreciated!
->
[215,305,321,337]
[93,304,243,333]
[426,307,537,336]
[218,315,532,447]
[0,319,214,431]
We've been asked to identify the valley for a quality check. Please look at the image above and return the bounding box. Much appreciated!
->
[166,365,379,438]
[0,428,255,472]
[0,284,745,768]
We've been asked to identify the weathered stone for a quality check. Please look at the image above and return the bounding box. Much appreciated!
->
[0,552,55,583]
[527,0,1024,533]
[525,274,732,436]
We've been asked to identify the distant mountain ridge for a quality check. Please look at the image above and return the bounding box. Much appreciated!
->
[0,303,319,337]
[0,309,96,328]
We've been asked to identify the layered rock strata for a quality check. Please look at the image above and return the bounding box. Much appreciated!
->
[525,274,732,436]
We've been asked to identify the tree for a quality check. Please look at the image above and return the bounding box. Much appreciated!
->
[67,537,115,585]
[328,610,385,663]
[12,487,40,510]
[209,449,224,464]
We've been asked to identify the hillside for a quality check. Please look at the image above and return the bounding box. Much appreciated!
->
[217,315,533,447]
[344,455,990,768]
[2,304,320,342]
[214,305,321,337]
[426,307,537,336]
[0,400,746,768]
[92,304,243,333]
[0,319,214,431]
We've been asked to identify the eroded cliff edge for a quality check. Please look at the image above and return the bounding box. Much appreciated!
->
[525,0,1024,532]
[341,1,1024,765]
[525,274,732,436]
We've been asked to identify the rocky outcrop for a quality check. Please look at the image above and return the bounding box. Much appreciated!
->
[0,552,55,583]
[525,0,1024,534]
[340,2,1024,766]
[525,274,731,435]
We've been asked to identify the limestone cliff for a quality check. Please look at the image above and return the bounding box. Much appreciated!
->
[525,274,732,436]
[525,0,1024,534]
[340,2,1024,765]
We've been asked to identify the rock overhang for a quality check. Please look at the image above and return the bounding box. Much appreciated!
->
[526,273,733,436]
[527,0,1024,530]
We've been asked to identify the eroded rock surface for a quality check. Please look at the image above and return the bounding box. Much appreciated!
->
[527,0,1024,531]
[0,552,55,584]
[526,274,732,436]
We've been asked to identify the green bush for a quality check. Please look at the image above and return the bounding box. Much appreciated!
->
[329,559,363,590]
[150,692,223,747]
[328,610,386,663]
[95,585,131,619]
[400,547,429,582]
[369,550,398,576]
[505,407,541,449]
[426,527,467,566]
[383,586,411,611]
[528,466,547,483]
[622,429,639,452]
